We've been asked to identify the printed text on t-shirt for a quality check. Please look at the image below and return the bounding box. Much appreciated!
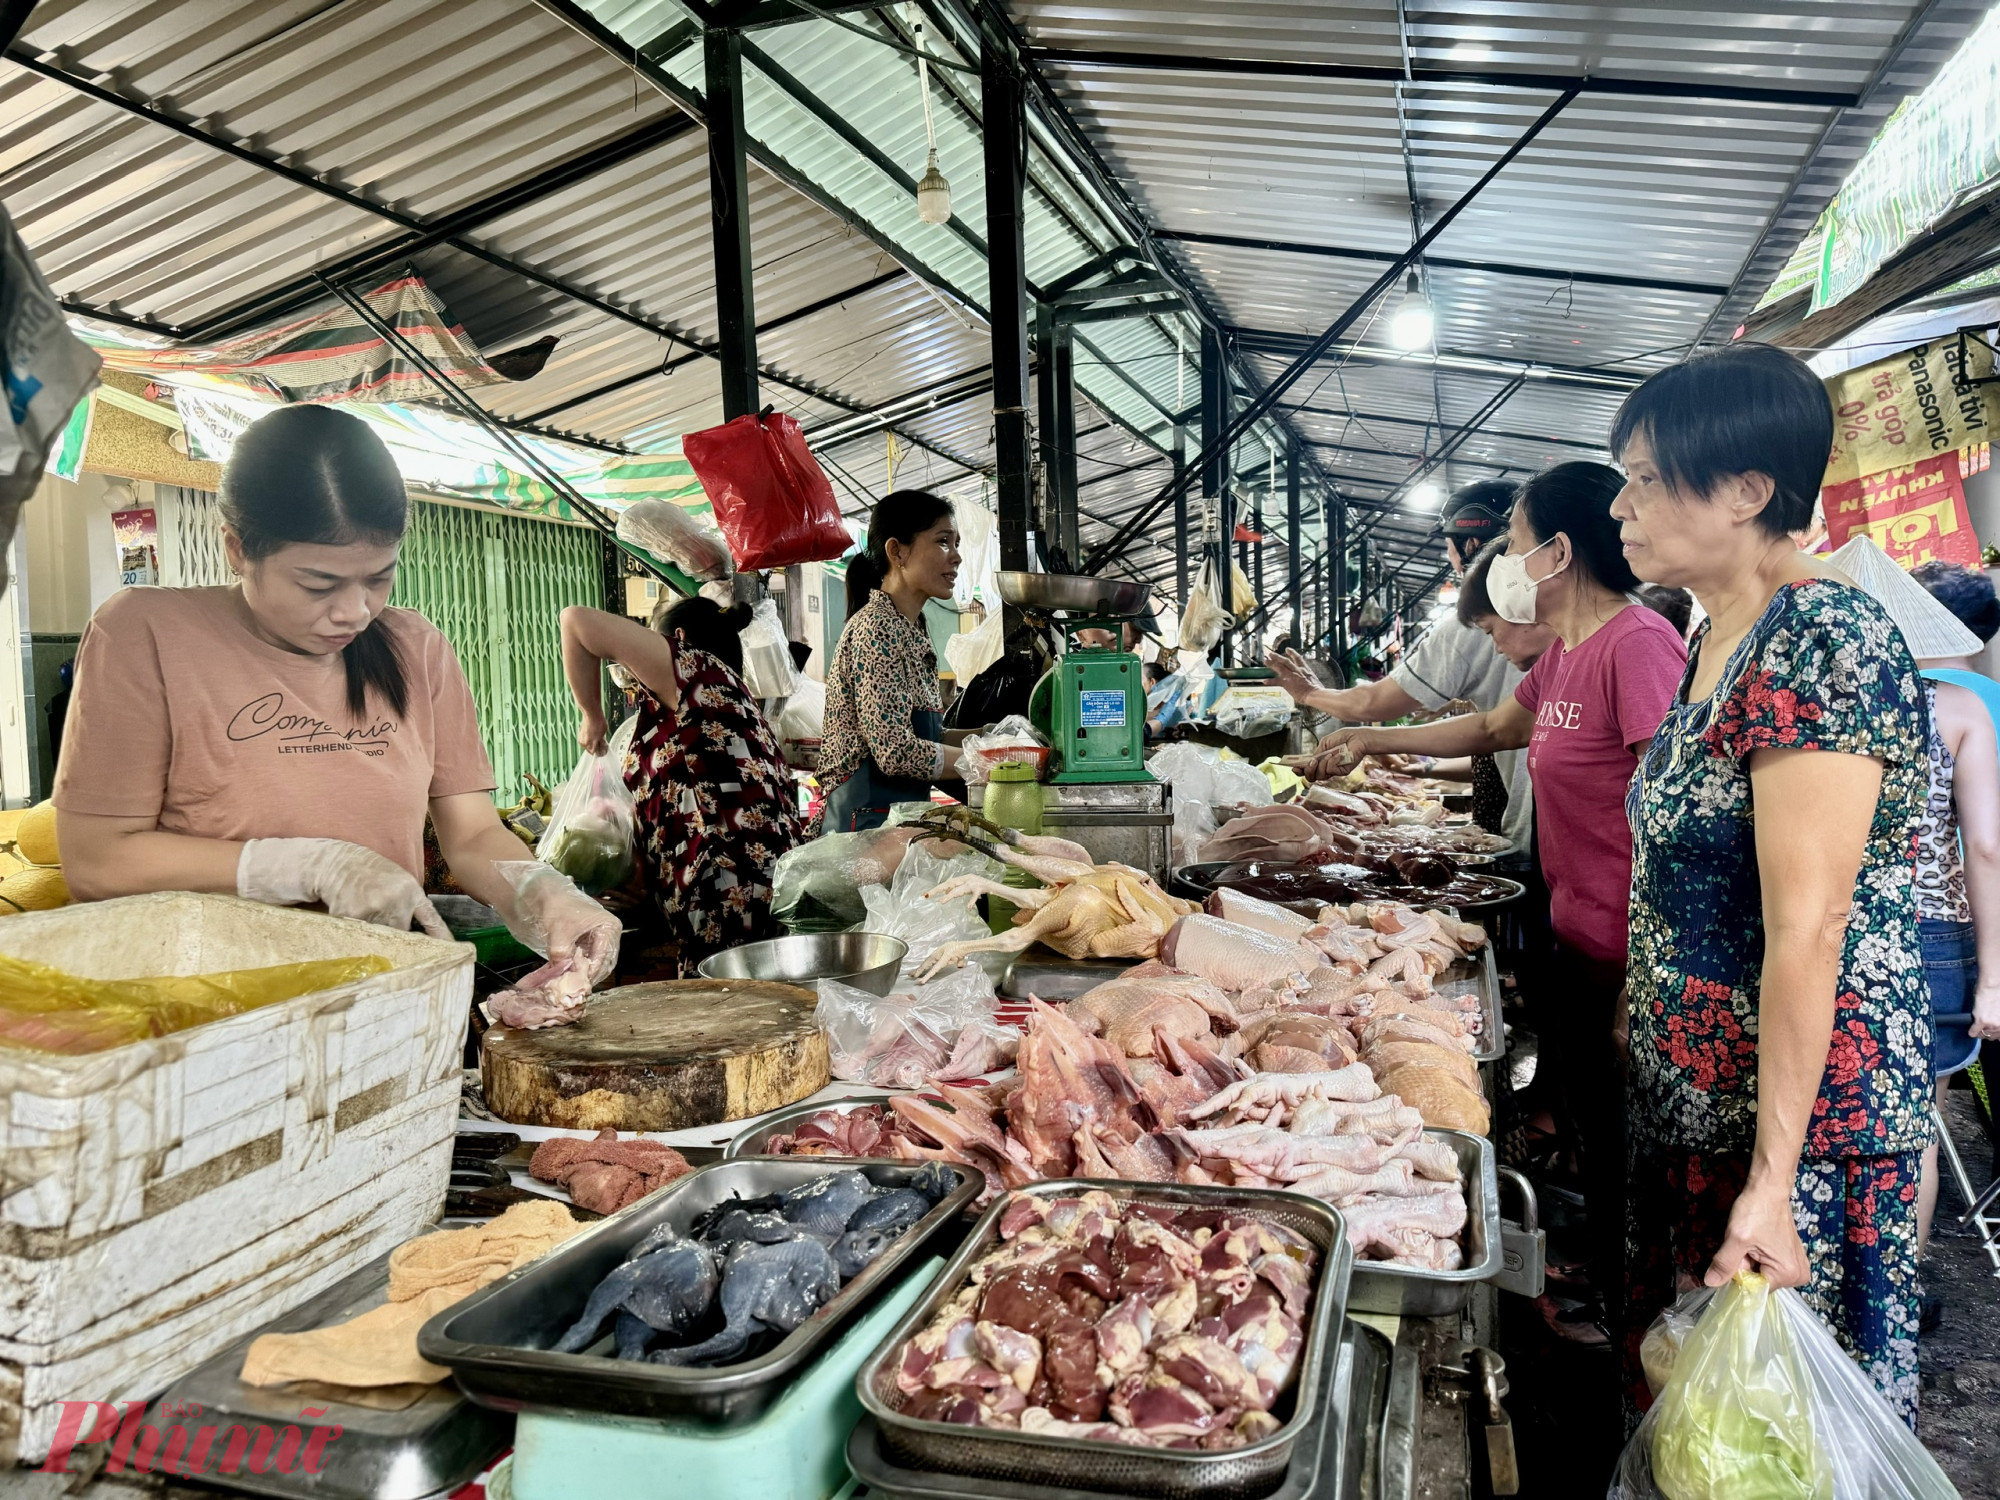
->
[227,692,398,758]
[1535,700,1582,730]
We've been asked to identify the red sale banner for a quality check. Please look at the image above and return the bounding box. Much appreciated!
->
[1820,454,1982,569]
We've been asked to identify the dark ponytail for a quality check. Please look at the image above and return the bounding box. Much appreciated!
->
[846,488,955,617]
[651,594,752,673]
[1514,461,1640,597]
[221,404,410,720]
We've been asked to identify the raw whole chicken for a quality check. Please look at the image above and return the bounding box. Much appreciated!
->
[1206,887,1315,939]
[1159,915,1324,993]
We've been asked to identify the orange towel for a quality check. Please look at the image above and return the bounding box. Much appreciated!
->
[240,1199,584,1388]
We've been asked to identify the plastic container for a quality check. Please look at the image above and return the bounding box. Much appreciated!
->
[984,760,1045,935]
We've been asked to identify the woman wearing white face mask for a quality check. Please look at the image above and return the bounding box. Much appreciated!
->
[1303,461,1686,1348]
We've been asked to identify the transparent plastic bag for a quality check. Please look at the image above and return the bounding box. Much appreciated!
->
[739,598,800,698]
[860,841,1001,975]
[773,676,825,757]
[615,499,734,582]
[1179,559,1229,652]
[1612,1271,1956,1500]
[537,748,637,895]
[1640,1287,1716,1398]
[944,606,1004,684]
[772,824,928,927]
[1147,742,1273,866]
[815,964,1011,1089]
[1211,685,1296,740]
[954,713,1046,785]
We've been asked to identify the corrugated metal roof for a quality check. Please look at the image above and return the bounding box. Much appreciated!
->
[1,0,1981,611]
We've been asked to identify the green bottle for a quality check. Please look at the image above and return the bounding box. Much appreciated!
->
[983,760,1045,935]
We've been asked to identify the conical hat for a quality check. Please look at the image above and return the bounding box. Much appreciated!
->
[1824,535,1984,659]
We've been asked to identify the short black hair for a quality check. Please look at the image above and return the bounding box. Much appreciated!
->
[1456,548,1498,626]
[1913,560,2000,643]
[1610,342,1833,537]
[652,594,753,673]
[1515,461,1640,595]
[1635,584,1694,638]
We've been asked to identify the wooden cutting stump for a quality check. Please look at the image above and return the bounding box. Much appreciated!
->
[480,979,829,1131]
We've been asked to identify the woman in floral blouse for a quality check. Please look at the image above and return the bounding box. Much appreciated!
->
[561,597,803,975]
[1610,342,1933,1427]
[814,490,964,834]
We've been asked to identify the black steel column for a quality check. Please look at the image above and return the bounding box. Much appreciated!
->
[704,29,759,420]
[1051,326,1078,565]
[1286,449,1302,645]
[1173,423,1190,610]
[1199,326,1228,663]
[1328,498,1346,665]
[984,27,1033,575]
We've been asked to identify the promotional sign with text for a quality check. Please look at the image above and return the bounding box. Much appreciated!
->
[1821,454,1983,568]
[1824,337,1993,487]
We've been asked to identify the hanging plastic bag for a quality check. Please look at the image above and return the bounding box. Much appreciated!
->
[739,598,800,698]
[1210,685,1296,740]
[815,965,1016,1089]
[859,841,1001,976]
[0,206,100,485]
[944,606,1004,685]
[1179,558,1229,652]
[954,714,1047,786]
[683,411,849,572]
[537,749,637,895]
[1612,1271,1957,1500]
[616,499,734,582]
[773,676,825,767]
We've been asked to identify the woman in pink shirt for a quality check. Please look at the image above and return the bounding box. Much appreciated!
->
[1305,461,1687,1348]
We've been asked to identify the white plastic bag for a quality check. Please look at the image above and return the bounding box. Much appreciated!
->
[944,606,1004,684]
[739,598,800,698]
[1640,1287,1715,1398]
[1211,685,1296,740]
[815,965,1016,1089]
[774,676,825,743]
[1147,742,1273,866]
[1612,1271,1956,1500]
[0,206,100,483]
[617,499,733,581]
[954,713,1046,785]
[537,748,637,894]
[1179,558,1229,652]
[860,841,1000,976]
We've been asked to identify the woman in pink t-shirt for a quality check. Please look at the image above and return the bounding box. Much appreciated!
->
[54,405,620,981]
[1304,461,1687,1348]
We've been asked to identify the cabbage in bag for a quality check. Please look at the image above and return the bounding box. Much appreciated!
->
[537,747,637,895]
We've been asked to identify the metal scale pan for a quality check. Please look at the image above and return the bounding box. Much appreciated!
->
[997,571,1150,619]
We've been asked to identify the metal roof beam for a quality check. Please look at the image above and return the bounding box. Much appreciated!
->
[1153,229,1728,299]
[1021,48,1861,108]
[1232,327,1645,391]
[806,368,994,447]
[699,0,887,30]
[1283,403,1605,454]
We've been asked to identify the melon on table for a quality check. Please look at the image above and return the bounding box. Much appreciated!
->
[480,977,829,1131]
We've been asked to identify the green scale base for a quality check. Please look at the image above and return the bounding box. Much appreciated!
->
[498,1259,938,1500]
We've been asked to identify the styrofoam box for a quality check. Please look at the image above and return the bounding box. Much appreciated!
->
[0,893,473,1464]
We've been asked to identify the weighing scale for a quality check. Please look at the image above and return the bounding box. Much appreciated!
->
[1001,570,1154,785]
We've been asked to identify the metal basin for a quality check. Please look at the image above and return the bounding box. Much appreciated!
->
[698,931,907,995]
[997,570,1150,618]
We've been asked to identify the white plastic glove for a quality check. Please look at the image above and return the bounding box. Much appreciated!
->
[498,861,622,986]
[238,838,450,938]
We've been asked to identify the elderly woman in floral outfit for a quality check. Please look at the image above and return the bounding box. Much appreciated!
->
[1610,342,1932,1428]
[562,596,803,975]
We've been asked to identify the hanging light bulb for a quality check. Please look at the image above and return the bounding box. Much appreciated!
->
[1407,479,1444,510]
[916,147,952,224]
[912,23,952,225]
[1389,269,1434,350]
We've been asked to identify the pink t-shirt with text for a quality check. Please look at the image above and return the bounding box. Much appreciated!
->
[1514,604,1687,963]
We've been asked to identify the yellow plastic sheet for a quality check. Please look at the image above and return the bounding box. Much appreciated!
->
[0,953,393,1055]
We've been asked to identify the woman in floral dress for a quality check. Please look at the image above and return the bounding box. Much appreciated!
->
[561,597,804,975]
[1610,342,1933,1428]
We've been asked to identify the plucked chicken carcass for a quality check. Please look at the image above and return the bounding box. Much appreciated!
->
[1159,915,1325,994]
[914,833,1198,978]
[1066,971,1232,1057]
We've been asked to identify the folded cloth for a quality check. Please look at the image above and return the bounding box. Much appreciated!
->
[240,1199,584,1389]
[528,1128,693,1215]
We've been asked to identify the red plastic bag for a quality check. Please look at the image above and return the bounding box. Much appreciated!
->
[683,411,849,571]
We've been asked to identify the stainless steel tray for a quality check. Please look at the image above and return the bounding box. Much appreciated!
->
[149,1250,511,1500]
[1433,941,1504,1065]
[417,1158,979,1425]
[858,1179,1353,1500]
[1173,862,1526,914]
[1345,1130,1501,1318]
[724,1094,895,1158]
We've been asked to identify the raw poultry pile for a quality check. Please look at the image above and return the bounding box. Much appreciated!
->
[773,897,1485,1268]
[546,1164,959,1366]
[1198,795,1508,867]
[889,1190,1318,1448]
